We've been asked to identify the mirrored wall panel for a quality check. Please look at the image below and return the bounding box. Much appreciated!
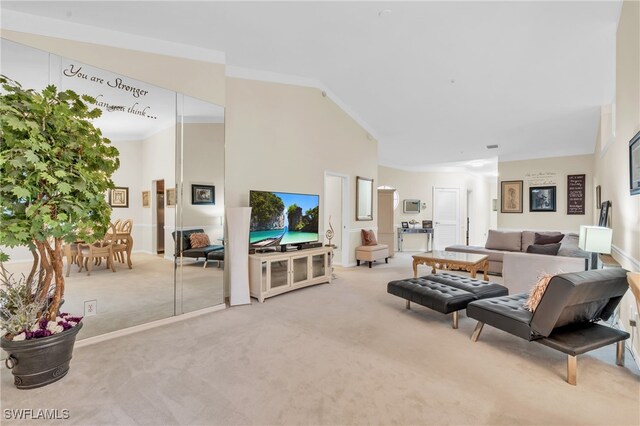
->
[0,38,225,339]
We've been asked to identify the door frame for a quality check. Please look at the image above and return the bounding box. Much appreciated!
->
[324,171,350,267]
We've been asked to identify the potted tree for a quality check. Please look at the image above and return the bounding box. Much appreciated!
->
[0,76,119,388]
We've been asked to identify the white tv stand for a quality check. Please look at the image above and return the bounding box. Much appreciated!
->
[248,246,332,302]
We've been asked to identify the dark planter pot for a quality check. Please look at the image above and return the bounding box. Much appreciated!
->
[1,322,83,389]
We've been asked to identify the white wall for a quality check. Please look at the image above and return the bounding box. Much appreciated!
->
[497,154,594,232]
[378,166,494,251]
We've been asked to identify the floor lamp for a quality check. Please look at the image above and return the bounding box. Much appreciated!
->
[578,225,613,269]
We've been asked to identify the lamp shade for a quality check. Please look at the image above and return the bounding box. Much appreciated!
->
[578,226,613,254]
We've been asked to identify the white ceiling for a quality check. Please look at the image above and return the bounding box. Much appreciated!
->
[1,1,621,170]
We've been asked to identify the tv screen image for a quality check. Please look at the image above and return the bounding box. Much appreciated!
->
[249,190,319,246]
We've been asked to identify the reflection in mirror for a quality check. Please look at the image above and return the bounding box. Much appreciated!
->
[0,38,178,339]
[176,94,225,314]
[356,176,374,221]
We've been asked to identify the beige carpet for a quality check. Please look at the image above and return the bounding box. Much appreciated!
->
[2,252,639,425]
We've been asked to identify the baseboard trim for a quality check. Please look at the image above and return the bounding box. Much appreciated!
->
[75,303,226,348]
[611,244,640,272]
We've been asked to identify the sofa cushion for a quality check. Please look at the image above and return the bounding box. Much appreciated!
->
[534,232,565,245]
[521,231,562,252]
[189,232,210,249]
[524,273,554,312]
[526,243,561,256]
[557,233,590,259]
[485,230,521,252]
[361,229,378,246]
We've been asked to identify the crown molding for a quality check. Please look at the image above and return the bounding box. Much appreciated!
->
[0,9,226,64]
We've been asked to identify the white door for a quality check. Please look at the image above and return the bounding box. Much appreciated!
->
[433,187,460,250]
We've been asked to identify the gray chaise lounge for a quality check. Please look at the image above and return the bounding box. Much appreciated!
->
[466,268,629,385]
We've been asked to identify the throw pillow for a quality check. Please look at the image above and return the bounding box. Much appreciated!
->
[524,273,554,312]
[189,232,210,249]
[361,229,378,246]
[534,232,564,245]
[526,243,561,256]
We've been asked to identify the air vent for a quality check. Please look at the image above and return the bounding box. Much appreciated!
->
[486,144,499,149]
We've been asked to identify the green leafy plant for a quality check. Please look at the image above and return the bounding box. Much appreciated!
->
[0,75,119,329]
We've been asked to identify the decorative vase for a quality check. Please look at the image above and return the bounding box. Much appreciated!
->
[1,322,83,389]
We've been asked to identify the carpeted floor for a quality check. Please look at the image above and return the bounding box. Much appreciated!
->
[1,252,639,425]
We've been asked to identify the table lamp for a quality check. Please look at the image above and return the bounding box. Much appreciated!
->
[578,225,613,269]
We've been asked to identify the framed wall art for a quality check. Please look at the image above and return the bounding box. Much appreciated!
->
[166,188,176,207]
[142,190,150,208]
[500,180,523,213]
[192,184,215,205]
[109,187,129,208]
[630,131,640,195]
[529,186,556,212]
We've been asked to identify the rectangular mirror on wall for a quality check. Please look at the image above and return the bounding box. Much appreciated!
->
[0,38,228,340]
[356,176,374,221]
[175,94,225,314]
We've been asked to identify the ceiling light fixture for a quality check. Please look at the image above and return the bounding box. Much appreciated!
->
[378,9,392,17]
[486,144,499,149]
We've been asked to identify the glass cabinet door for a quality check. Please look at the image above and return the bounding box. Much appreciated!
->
[292,255,309,284]
[269,259,290,289]
[312,254,326,278]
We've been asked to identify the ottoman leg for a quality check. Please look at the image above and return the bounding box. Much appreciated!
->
[471,322,484,341]
[452,311,459,329]
[385,258,388,263]
[406,300,410,310]
[369,262,372,268]
[357,260,360,266]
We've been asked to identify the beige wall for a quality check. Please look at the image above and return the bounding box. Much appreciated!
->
[497,154,594,232]
[594,1,640,359]
[225,77,378,265]
[378,166,494,251]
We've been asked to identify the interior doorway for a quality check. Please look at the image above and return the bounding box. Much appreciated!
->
[156,179,165,255]
[324,172,349,266]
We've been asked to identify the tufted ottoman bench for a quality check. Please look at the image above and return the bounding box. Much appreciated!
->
[387,272,508,328]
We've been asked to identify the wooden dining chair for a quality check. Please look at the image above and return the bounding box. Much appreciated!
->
[63,243,80,277]
[628,272,640,325]
[79,223,117,275]
[113,219,123,233]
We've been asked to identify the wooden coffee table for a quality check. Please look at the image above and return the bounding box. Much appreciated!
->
[412,250,489,280]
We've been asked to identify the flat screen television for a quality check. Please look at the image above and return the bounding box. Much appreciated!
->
[249,190,319,247]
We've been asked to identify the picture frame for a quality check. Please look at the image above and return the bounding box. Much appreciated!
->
[192,184,215,205]
[422,220,432,229]
[109,187,129,208]
[529,186,556,212]
[500,180,523,213]
[598,201,611,227]
[401,221,409,229]
[142,190,150,208]
[403,199,420,213]
[166,188,176,207]
[630,131,640,196]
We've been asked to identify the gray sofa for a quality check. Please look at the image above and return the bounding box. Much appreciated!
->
[446,230,589,275]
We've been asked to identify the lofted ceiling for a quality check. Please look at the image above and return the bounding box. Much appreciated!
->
[1,1,622,170]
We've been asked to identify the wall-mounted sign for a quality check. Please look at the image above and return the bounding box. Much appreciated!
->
[525,171,558,187]
[567,174,585,215]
